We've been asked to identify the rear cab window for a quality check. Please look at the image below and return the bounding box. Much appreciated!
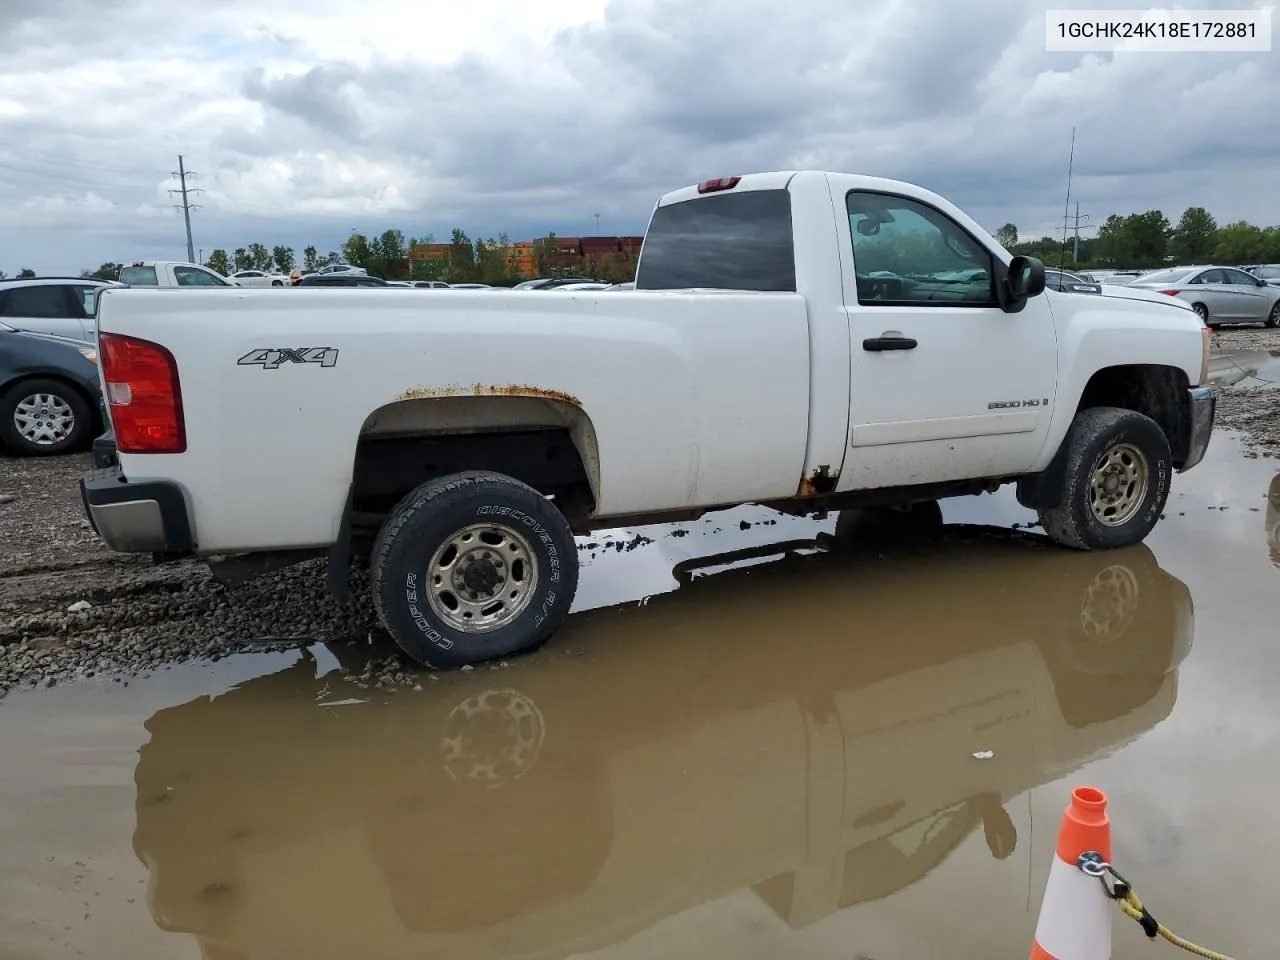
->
[119,266,158,286]
[634,189,796,291]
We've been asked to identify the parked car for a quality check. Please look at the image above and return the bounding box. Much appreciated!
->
[0,277,120,340]
[294,273,390,287]
[413,281,451,289]
[1044,269,1102,295]
[547,282,613,291]
[448,283,493,289]
[1249,264,1280,287]
[1123,265,1280,327]
[532,277,610,290]
[314,263,368,277]
[230,270,290,288]
[0,320,105,456]
[118,261,235,288]
[81,169,1215,672]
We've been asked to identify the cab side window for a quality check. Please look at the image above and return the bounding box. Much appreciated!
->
[174,266,226,287]
[846,191,997,306]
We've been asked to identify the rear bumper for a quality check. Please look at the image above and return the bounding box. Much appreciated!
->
[1180,386,1216,472]
[80,464,194,553]
[92,428,118,468]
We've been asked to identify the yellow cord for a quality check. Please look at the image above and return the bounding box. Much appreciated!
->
[1114,887,1237,960]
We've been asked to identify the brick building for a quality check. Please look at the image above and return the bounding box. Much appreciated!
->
[539,235,645,273]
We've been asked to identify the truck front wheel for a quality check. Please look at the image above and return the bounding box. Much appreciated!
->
[371,471,580,669]
[1038,407,1172,551]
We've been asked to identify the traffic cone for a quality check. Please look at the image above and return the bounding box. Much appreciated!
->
[1030,786,1113,960]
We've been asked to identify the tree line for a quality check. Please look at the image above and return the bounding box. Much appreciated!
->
[13,203,1277,284]
[58,228,637,285]
[995,206,1280,272]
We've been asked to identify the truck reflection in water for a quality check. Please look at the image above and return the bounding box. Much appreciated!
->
[130,514,1193,960]
[1267,473,1280,567]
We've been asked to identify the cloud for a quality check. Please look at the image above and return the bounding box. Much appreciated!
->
[0,0,1277,272]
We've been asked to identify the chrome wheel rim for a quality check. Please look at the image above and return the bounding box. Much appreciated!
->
[1088,442,1149,526]
[13,393,75,446]
[426,522,538,633]
[440,688,546,787]
[1079,564,1140,642]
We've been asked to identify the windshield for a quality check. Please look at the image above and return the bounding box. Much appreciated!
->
[1131,268,1193,285]
[119,265,158,286]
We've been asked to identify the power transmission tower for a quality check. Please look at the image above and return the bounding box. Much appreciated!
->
[169,155,203,263]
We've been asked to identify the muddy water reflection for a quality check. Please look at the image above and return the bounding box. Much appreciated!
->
[1267,473,1280,566]
[131,524,1193,959]
[1208,349,1280,388]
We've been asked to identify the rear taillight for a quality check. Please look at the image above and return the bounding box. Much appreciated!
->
[696,176,741,193]
[99,332,186,453]
[1159,289,1182,296]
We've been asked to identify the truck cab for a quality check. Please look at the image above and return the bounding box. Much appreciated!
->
[117,261,235,288]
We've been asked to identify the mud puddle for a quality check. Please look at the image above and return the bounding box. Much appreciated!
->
[1208,349,1280,388]
[2,435,1279,959]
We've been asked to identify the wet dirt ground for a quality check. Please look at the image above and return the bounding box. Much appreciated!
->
[2,328,1279,959]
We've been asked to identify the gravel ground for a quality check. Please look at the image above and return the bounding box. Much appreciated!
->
[0,451,384,694]
[1210,325,1280,356]
[0,454,646,694]
[2,325,1278,694]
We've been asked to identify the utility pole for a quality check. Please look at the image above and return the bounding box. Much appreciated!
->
[169,155,203,263]
[1058,202,1095,264]
[594,213,601,234]
[1058,126,1076,271]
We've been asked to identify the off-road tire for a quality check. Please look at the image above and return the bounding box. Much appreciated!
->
[371,471,579,669]
[1038,407,1171,551]
[0,377,94,456]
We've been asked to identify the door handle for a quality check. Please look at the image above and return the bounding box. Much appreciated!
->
[863,336,918,351]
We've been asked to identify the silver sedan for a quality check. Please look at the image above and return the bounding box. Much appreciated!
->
[1125,265,1280,327]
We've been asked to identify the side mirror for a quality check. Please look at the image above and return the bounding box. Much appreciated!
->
[1258,278,1268,287]
[1003,255,1046,306]
[856,219,881,237]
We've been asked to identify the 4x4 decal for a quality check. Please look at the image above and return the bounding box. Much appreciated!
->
[237,347,339,369]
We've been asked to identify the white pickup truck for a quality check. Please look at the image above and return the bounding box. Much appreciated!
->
[118,260,235,288]
[80,170,1216,669]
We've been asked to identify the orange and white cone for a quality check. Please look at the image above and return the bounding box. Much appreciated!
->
[1030,786,1113,960]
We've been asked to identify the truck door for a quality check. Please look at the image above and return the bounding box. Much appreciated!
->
[831,184,1059,492]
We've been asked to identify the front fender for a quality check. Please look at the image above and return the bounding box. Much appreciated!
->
[1037,303,1204,467]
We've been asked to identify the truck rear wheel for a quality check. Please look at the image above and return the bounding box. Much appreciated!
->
[1038,407,1171,551]
[370,471,580,669]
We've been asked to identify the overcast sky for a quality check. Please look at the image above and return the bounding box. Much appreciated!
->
[1,0,1276,274]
